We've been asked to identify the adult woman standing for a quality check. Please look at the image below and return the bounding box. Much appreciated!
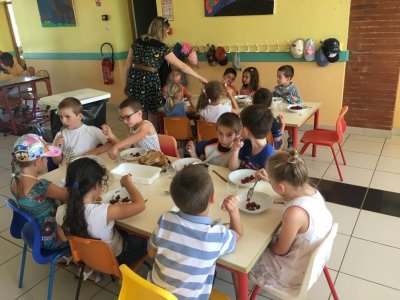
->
[125,17,207,130]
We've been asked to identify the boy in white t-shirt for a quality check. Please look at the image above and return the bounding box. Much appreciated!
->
[52,97,113,165]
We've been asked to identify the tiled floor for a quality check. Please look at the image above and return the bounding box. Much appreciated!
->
[0,105,400,299]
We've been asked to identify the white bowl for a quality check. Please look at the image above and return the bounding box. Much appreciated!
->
[119,148,147,161]
[101,188,130,204]
[172,157,202,171]
[234,95,252,104]
[228,169,257,188]
[236,191,273,214]
[110,163,162,184]
[287,104,308,113]
[271,97,283,108]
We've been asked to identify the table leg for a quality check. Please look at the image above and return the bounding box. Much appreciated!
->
[0,90,18,135]
[312,109,320,157]
[237,271,249,300]
[292,127,298,150]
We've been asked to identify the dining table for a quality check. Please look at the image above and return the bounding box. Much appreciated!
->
[40,152,283,300]
[0,75,52,135]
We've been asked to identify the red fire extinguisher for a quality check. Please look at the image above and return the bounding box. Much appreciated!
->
[101,42,114,85]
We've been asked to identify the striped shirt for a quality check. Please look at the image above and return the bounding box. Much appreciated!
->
[149,210,236,300]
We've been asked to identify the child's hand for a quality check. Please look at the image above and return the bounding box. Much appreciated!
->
[101,124,111,137]
[108,146,119,160]
[221,195,239,213]
[276,114,285,125]
[186,141,196,157]
[54,135,64,148]
[232,137,244,151]
[255,168,269,182]
[120,173,133,187]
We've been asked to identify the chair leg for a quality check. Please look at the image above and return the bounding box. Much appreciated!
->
[75,263,85,300]
[338,143,346,165]
[18,243,28,288]
[249,284,261,300]
[330,147,344,182]
[324,266,339,300]
[47,258,58,300]
[299,143,310,155]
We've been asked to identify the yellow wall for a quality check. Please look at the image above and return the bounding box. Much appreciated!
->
[0,3,15,52]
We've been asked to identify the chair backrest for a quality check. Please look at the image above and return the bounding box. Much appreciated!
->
[336,106,348,144]
[298,223,338,296]
[36,70,50,77]
[68,236,121,279]
[158,134,180,158]
[266,131,274,146]
[163,117,192,141]
[197,120,217,141]
[27,66,35,76]
[118,264,178,300]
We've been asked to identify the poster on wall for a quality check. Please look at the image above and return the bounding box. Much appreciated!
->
[205,0,274,17]
[37,0,77,27]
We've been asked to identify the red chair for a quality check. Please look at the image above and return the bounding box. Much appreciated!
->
[299,106,348,181]
[158,134,180,158]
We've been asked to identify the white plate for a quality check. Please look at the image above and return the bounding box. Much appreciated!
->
[110,163,162,184]
[228,169,257,188]
[172,157,202,171]
[101,188,130,204]
[236,191,273,214]
[287,104,309,113]
[119,148,147,161]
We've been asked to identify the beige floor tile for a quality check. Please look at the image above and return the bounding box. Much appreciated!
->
[381,143,400,158]
[0,170,12,189]
[0,185,13,207]
[323,164,373,187]
[386,135,400,145]
[303,159,330,178]
[370,171,400,193]
[300,147,336,163]
[91,288,118,300]
[0,205,12,232]
[215,266,233,283]
[341,237,400,289]
[0,236,22,265]
[353,210,400,249]
[308,269,338,300]
[327,233,349,271]
[0,135,18,150]
[347,134,386,143]
[213,278,239,299]
[342,139,384,155]
[376,156,400,173]
[0,156,12,170]
[325,203,359,236]
[332,273,400,300]
[0,228,24,248]
[340,151,379,170]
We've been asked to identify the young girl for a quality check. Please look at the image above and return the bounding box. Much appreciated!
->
[240,67,260,97]
[61,157,147,276]
[249,150,333,290]
[10,134,69,250]
[162,82,196,117]
[197,80,239,123]
[222,67,238,96]
[102,98,161,160]
[163,70,192,100]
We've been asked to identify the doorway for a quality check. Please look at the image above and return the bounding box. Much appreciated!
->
[3,1,24,66]
[130,0,157,39]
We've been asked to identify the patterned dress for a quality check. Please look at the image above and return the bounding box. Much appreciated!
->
[127,38,171,113]
[13,179,68,250]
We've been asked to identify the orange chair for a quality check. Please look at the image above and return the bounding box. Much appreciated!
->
[163,116,193,141]
[158,134,180,158]
[266,131,274,146]
[197,120,217,141]
[299,106,348,181]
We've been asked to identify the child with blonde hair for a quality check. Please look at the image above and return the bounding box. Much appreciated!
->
[162,82,196,117]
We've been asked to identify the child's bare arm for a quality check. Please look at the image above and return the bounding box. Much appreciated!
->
[52,155,63,165]
[276,114,285,132]
[221,195,243,240]
[228,138,243,170]
[84,142,113,156]
[186,141,198,158]
[101,124,119,144]
[45,183,69,202]
[147,245,156,258]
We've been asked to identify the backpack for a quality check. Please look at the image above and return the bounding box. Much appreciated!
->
[173,43,185,61]
[215,46,228,66]
[181,42,192,57]
[304,39,316,62]
[233,52,242,70]
[206,44,217,66]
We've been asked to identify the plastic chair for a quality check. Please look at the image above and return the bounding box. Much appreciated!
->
[68,236,122,300]
[158,134,180,158]
[266,131,274,146]
[249,223,339,300]
[197,120,217,141]
[163,116,193,141]
[6,199,70,300]
[118,264,230,300]
[299,106,348,181]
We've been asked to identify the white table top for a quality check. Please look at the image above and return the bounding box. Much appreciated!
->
[271,102,321,128]
[40,88,111,109]
[41,153,282,273]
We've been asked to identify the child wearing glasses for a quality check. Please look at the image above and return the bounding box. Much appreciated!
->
[102,98,161,160]
[52,97,114,165]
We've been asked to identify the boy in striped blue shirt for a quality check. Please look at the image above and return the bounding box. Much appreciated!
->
[148,164,243,300]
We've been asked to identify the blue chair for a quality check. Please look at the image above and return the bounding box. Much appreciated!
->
[6,199,70,300]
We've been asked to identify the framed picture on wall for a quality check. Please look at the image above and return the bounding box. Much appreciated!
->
[37,0,77,27]
[205,0,274,17]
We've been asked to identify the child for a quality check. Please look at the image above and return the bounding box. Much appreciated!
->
[186,112,242,167]
[147,164,243,299]
[61,157,148,279]
[52,97,113,165]
[102,98,161,160]
[222,67,238,95]
[163,70,192,100]
[197,80,239,123]
[0,52,24,76]
[273,65,301,148]
[229,104,275,170]
[11,134,69,250]
[240,66,259,97]
[162,82,196,117]
[253,88,285,150]
[249,150,333,290]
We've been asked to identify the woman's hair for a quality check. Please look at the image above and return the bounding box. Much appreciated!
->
[242,67,259,92]
[143,16,170,42]
[266,149,308,187]
[62,158,109,238]
[197,80,223,111]
[11,153,34,198]
[165,82,183,112]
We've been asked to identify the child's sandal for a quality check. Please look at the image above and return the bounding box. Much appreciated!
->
[56,255,72,266]
[82,269,102,284]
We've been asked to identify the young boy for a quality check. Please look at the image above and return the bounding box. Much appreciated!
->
[222,67,238,95]
[273,65,301,148]
[186,112,242,167]
[253,88,285,150]
[229,104,275,170]
[52,97,112,164]
[148,164,243,299]
[102,98,160,160]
